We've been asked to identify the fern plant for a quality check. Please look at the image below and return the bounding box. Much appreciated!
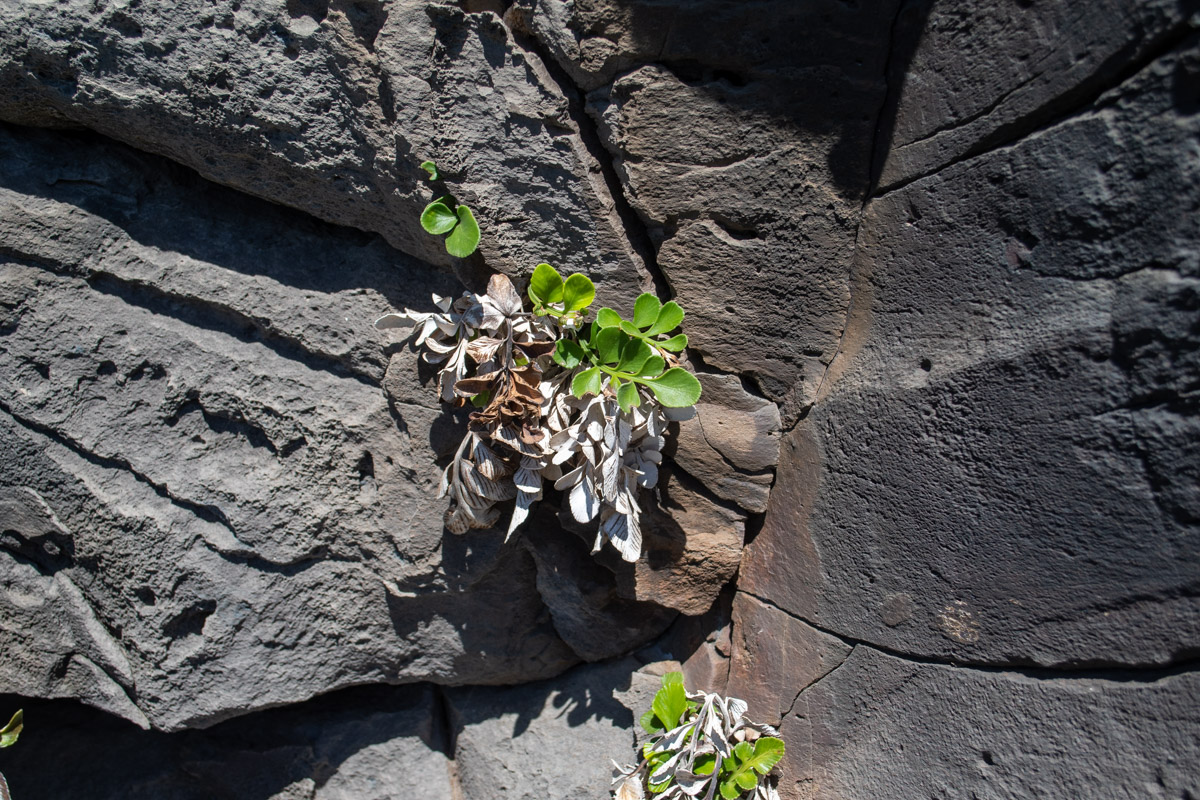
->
[612,674,784,800]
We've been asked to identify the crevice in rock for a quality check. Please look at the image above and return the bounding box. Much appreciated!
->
[799,0,909,427]
[85,271,382,388]
[431,684,464,800]
[502,19,668,301]
[741,590,1200,681]
[499,14,783,416]
[780,644,856,723]
[0,398,336,574]
[660,461,748,521]
[872,20,1200,200]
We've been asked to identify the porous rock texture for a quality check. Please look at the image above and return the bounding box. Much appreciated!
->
[0,1,1197,799]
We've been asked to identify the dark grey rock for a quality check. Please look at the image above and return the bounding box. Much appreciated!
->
[0,684,451,800]
[671,373,780,513]
[778,646,1200,800]
[725,592,851,729]
[0,124,586,731]
[445,657,661,800]
[875,0,1195,190]
[0,0,651,306]
[526,0,902,419]
[741,40,1200,668]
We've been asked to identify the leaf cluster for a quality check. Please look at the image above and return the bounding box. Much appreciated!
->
[418,160,480,258]
[531,263,700,413]
[376,160,704,563]
[612,674,784,800]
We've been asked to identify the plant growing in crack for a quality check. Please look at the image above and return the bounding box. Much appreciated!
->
[1,709,23,800]
[612,674,784,800]
[374,171,702,560]
[418,160,480,258]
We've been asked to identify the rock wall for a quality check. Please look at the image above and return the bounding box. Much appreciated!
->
[0,1,1196,799]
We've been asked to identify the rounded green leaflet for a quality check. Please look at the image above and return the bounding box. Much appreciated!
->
[419,160,439,180]
[571,366,603,398]
[445,205,480,257]
[638,354,665,378]
[618,319,642,337]
[656,333,688,352]
[617,380,640,412]
[529,262,564,305]
[591,326,625,365]
[619,337,654,374]
[639,709,663,735]
[633,292,662,328]
[652,672,687,730]
[562,272,596,311]
[420,200,457,235]
[720,737,785,798]
[647,301,684,336]
[640,367,701,407]
[553,339,584,368]
[596,307,621,328]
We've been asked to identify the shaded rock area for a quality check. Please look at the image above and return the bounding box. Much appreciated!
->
[0,684,453,799]
[1,0,1198,798]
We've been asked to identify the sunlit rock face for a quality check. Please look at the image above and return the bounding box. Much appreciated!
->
[1,0,1196,798]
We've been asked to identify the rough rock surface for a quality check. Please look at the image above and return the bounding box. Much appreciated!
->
[0,683,453,799]
[0,0,650,303]
[529,0,901,418]
[779,646,1200,800]
[1,0,1197,798]
[740,36,1200,669]
[445,657,661,800]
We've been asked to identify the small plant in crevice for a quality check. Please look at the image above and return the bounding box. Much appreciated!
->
[1,709,23,800]
[375,171,702,561]
[418,160,480,258]
[612,673,784,800]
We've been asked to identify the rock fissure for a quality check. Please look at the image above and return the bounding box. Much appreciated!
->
[0,397,333,573]
[873,18,1200,199]
[742,590,1200,681]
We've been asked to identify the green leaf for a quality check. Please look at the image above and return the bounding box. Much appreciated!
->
[592,326,625,365]
[640,708,664,735]
[529,263,564,305]
[649,779,673,794]
[553,340,585,369]
[633,293,662,328]
[420,200,458,235]
[419,160,439,180]
[617,380,640,413]
[571,366,603,398]
[638,355,665,378]
[562,273,596,312]
[639,367,701,407]
[719,779,742,800]
[619,337,654,374]
[720,738,785,797]
[694,753,717,776]
[445,205,480,258]
[656,333,688,352]
[652,672,688,731]
[470,390,492,408]
[0,709,22,748]
[596,307,622,328]
[619,319,642,337]
[647,301,684,336]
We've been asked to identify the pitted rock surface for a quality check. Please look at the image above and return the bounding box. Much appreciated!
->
[0,0,1197,798]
